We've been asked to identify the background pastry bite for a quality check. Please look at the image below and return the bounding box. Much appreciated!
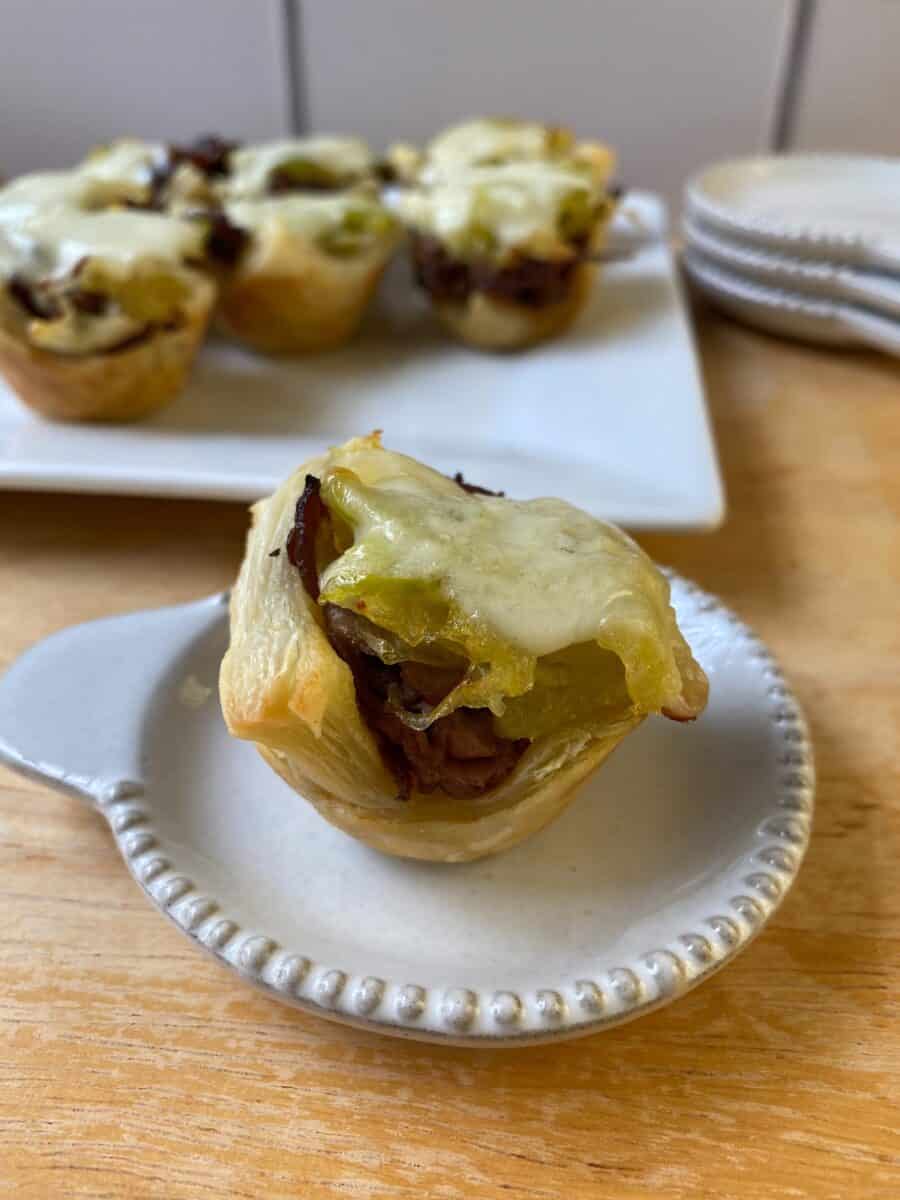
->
[220,434,708,863]
[0,180,215,421]
[209,135,395,354]
[214,192,399,354]
[395,156,617,350]
[0,271,214,422]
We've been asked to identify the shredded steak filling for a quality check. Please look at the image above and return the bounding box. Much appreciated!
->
[286,473,528,800]
[8,274,61,320]
[411,233,584,308]
[130,135,239,210]
[167,134,238,179]
[197,209,250,267]
[6,273,160,352]
[373,161,398,184]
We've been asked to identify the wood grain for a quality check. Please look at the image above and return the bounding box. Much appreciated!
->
[1,308,899,1199]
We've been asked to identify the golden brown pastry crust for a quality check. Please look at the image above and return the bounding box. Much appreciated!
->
[219,438,646,863]
[257,725,636,862]
[216,237,396,355]
[0,274,215,422]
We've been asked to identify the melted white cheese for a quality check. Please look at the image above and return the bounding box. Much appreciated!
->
[78,139,214,208]
[0,167,205,282]
[225,191,381,238]
[0,172,93,228]
[6,208,206,279]
[0,229,18,277]
[427,118,555,171]
[0,151,159,225]
[316,439,675,661]
[225,137,373,198]
[323,479,663,657]
[395,160,592,253]
[302,436,706,720]
[77,139,161,194]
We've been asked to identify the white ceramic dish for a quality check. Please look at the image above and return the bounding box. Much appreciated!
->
[686,155,900,273]
[684,252,900,357]
[0,193,723,531]
[0,575,813,1046]
[684,214,900,320]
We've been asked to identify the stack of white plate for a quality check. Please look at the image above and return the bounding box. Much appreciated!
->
[682,155,900,356]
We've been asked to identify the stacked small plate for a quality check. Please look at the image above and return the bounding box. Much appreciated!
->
[683,155,900,356]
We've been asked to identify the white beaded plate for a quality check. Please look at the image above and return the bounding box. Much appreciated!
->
[683,214,900,321]
[683,252,900,358]
[685,154,900,273]
[0,575,813,1045]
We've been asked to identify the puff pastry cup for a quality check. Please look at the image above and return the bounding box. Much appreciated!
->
[0,271,214,423]
[210,137,399,354]
[0,164,216,422]
[215,193,399,355]
[389,118,618,351]
[220,434,708,863]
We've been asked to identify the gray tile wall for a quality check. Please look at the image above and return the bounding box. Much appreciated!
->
[2,1,895,203]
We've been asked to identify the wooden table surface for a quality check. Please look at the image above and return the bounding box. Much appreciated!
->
[1,309,898,1199]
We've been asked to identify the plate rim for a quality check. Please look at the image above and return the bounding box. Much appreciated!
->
[683,250,900,356]
[682,213,900,321]
[685,153,900,271]
[683,250,849,326]
[35,573,815,1047]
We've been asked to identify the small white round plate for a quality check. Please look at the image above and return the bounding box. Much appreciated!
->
[684,250,900,357]
[0,577,813,1045]
[683,214,900,321]
[686,154,900,273]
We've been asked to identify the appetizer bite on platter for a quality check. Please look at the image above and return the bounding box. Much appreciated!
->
[213,136,397,354]
[215,192,398,354]
[0,171,214,422]
[388,118,618,349]
[396,159,617,350]
[220,434,708,863]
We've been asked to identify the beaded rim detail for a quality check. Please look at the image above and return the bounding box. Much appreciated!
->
[55,577,818,1043]
[686,153,900,271]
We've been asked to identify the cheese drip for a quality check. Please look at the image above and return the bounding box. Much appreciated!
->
[315,435,709,725]
[395,160,600,256]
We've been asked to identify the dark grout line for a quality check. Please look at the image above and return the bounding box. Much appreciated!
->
[281,0,308,134]
[771,0,817,151]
